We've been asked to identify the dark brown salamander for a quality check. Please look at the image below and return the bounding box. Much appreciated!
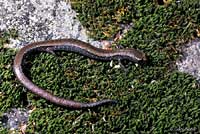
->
[13,39,147,109]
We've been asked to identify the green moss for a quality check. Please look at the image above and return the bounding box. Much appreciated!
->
[1,0,200,133]
[0,32,23,112]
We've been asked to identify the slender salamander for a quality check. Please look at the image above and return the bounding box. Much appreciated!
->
[13,39,147,109]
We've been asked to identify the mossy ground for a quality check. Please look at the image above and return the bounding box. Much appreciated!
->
[0,0,200,133]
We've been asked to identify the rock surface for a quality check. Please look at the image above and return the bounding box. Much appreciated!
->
[176,39,200,82]
[0,0,100,48]
[0,108,29,131]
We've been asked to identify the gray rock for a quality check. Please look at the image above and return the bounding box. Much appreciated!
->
[0,0,99,48]
[176,39,200,82]
[0,108,29,130]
